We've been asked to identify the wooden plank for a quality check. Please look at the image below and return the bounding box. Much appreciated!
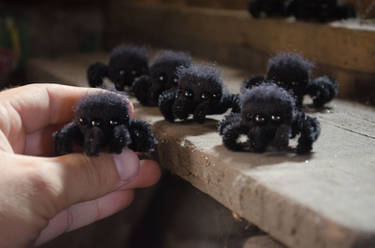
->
[27,54,375,248]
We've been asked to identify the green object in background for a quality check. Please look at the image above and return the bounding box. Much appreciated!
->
[0,10,28,79]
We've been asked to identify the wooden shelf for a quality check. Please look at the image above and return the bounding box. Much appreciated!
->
[27,53,375,248]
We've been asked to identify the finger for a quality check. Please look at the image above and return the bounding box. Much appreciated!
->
[24,124,62,156]
[35,190,134,246]
[119,159,161,190]
[0,83,134,135]
[40,149,140,210]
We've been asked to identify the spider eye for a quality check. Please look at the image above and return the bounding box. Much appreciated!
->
[119,70,125,75]
[131,70,137,75]
[212,92,221,99]
[158,73,167,83]
[79,118,87,126]
[91,119,102,127]
[271,115,281,123]
[254,114,266,125]
[173,77,178,83]
[201,92,210,100]
[291,81,298,86]
[184,89,193,98]
[109,120,119,127]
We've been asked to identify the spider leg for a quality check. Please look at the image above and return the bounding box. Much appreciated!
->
[193,101,210,123]
[248,126,273,153]
[270,124,291,150]
[222,124,249,151]
[219,115,249,151]
[53,122,82,155]
[109,124,132,154]
[295,113,321,154]
[158,88,177,122]
[132,75,155,106]
[307,76,338,108]
[128,119,157,153]
[218,112,241,135]
[83,127,105,156]
[87,62,108,88]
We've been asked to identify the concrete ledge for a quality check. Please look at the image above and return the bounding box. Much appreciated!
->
[27,54,375,248]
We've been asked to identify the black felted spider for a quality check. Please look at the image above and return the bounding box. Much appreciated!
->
[54,91,157,156]
[219,83,320,154]
[87,44,149,91]
[158,64,241,123]
[285,0,356,22]
[248,0,288,18]
[132,50,192,106]
[243,53,338,108]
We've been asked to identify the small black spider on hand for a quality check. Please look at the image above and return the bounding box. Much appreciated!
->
[132,50,192,106]
[87,44,149,91]
[243,53,338,108]
[219,82,320,154]
[54,91,157,156]
[158,64,241,123]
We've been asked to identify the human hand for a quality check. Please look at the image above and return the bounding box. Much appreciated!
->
[0,84,160,247]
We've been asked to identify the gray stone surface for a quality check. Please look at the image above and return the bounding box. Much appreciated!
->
[27,54,375,248]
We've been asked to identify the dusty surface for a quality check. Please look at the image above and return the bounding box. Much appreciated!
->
[28,54,375,248]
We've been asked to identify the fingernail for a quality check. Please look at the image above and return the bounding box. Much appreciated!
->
[114,149,140,183]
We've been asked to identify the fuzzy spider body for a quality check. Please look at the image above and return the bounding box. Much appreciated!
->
[87,44,149,91]
[243,53,338,108]
[285,0,356,22]
[248,0,287,18]
[158,64,241,123]
[219,83,320,154]
[132,50,192,106]
[54,91,157,156]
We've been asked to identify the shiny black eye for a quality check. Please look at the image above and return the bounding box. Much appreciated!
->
[184,89,193,98]
[159,75,166,82]
[254,114,266,125]
[201,92,210,100]
[212,92,221,99]
[271,115,281,123]
[291,81,298,86]
[91,119,102,127]
[173,77,178,84]
[79,118,87,126]
[119,70,125,75]
[109,120,119,127]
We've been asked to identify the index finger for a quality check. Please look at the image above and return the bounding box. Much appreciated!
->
[0,83,134,134]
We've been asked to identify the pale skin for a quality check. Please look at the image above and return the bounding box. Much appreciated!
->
[0,84,161,247]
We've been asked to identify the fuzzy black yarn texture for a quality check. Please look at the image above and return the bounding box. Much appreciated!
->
[243,53,338,108]
[248,0,356,22]
[132,50,192,106]
[54,91,157,156]
[218,83,320,154]
[87,44,149,91]
[158,64,240,123]
[248,0,288,18]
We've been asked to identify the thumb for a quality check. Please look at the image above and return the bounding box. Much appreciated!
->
[39,149,140,215]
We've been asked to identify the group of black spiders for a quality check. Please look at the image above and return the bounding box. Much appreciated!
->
[53,44,338,157]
